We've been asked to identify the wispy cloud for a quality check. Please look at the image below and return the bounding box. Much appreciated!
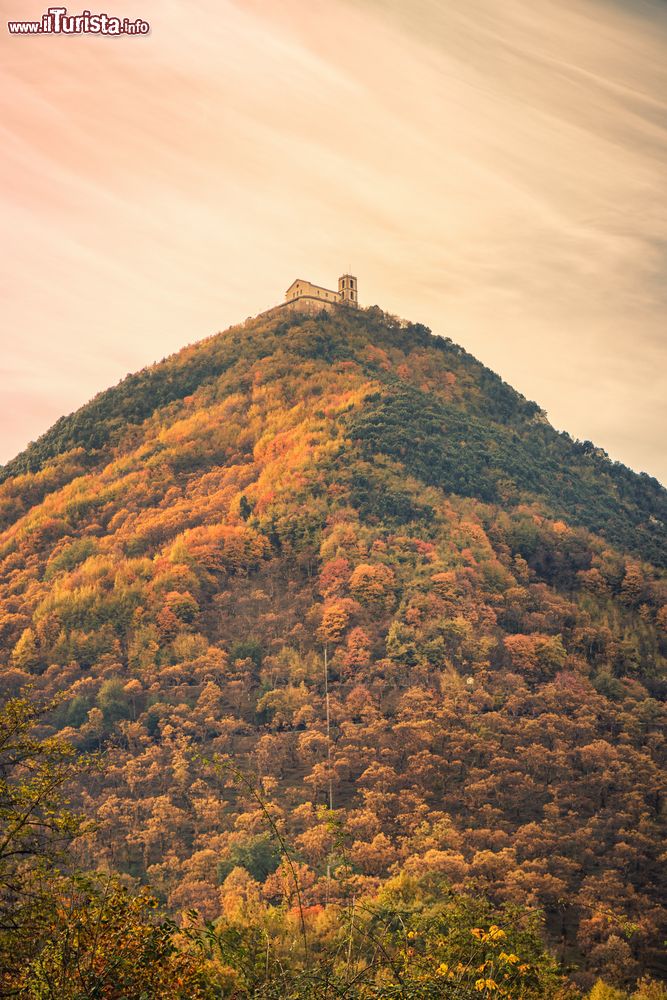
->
[1,0,665,481]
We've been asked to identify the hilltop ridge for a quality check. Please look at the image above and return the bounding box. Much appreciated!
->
[2,306,665,564]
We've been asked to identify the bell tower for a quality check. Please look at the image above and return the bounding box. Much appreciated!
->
[338,274,358,307]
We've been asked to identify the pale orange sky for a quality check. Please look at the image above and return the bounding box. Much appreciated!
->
[1,0,666,482]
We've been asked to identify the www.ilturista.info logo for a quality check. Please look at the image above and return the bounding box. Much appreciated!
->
[7,7,149,34]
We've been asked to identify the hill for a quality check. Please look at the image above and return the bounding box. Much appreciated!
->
[0,305,665,990]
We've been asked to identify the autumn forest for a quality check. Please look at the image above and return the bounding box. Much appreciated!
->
[0,307,665,998]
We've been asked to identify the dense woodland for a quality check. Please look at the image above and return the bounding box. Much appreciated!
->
[0,307,665,996]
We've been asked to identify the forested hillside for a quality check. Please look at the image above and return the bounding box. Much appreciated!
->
[0,306,665,996]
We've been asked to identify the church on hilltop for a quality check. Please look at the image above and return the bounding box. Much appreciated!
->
[285,274,358,309]
[257,273,358,320]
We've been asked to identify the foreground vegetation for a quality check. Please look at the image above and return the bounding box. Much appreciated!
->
[2,695,664,999]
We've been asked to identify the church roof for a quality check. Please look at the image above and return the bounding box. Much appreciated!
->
[286,278,338,296]
[285,279,308,293]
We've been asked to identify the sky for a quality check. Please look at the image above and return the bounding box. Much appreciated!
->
[1,0,666,482]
